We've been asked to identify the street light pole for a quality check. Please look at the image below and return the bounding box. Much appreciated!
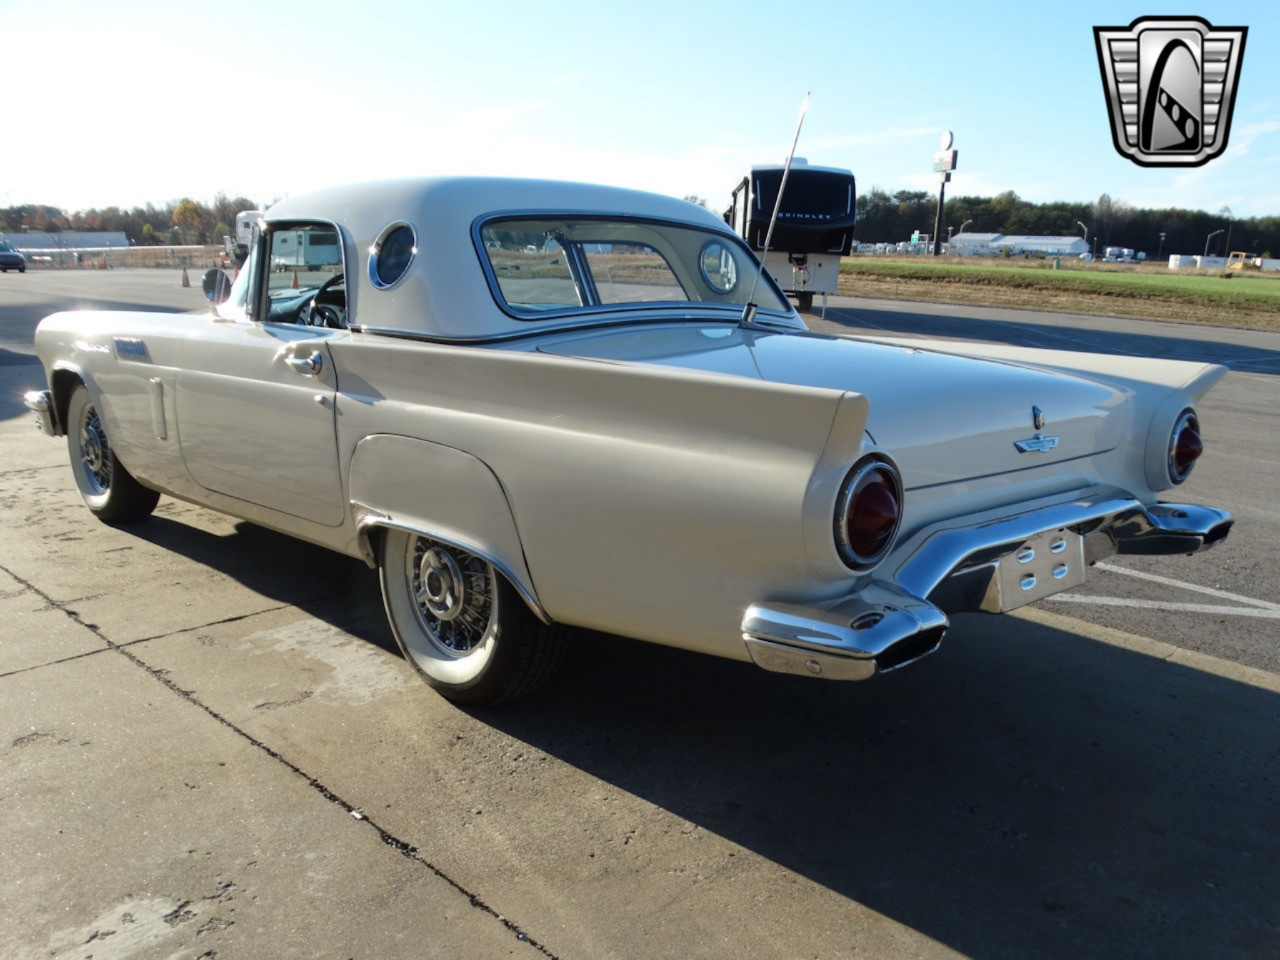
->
[1204,229,1224,258]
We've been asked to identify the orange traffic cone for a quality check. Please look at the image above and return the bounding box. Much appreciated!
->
[291,270,299,289]
[181,267,190,287]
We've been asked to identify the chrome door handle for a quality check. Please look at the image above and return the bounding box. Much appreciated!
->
[287,351,324,376]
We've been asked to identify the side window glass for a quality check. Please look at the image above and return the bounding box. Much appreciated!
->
[584,242,686,303]
[480,228,581,310]
[267,225,343,297]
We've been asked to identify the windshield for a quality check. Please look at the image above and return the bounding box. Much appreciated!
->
[477,217,790,319]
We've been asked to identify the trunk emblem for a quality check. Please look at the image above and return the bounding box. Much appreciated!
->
[1015,434,1061,453]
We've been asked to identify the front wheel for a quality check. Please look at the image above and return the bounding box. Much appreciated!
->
[66,384,159,523]
[378,529,564,705]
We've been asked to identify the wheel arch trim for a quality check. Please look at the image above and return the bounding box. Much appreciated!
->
[348,434,547,623]
[356,516,549,625]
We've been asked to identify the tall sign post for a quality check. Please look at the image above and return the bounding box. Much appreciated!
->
[931,131,957,256]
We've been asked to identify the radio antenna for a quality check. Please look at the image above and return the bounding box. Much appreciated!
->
[741,92,810,328]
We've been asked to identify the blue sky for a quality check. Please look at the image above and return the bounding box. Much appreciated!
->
[4,0,1276,218]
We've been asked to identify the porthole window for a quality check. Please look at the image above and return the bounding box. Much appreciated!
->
[368,222,417,289]
[698,240,739,294]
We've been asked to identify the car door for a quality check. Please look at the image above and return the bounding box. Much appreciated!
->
[175,221,346,527]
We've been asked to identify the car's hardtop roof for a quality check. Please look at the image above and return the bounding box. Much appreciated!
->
[264,176,730,234]
[261,177,761,342]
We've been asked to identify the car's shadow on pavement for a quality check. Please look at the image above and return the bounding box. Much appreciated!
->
[115,517,1279,959]
[489,618,1280,960]
[122,513,395,655]
[818,304,1280,375]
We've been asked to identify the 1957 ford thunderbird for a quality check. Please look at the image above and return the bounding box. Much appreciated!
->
[24,177,1232,704]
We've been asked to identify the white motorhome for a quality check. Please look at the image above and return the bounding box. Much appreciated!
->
[725,160,856,311]
[268,228,341,270]
[222,209,264,266]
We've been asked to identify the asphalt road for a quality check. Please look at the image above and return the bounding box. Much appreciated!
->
[1,270,1277,959]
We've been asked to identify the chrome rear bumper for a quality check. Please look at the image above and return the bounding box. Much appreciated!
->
[743,495,1233,680]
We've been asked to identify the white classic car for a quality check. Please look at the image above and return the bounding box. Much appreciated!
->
[25,177,1232,704]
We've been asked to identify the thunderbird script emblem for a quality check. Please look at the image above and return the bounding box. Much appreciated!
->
[1094,16,1247,167]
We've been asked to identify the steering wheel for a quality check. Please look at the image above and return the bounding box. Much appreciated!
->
[304,273,346,328]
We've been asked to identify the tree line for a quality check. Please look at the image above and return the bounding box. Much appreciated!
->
[0,194,259,246]
[4,188,1277,259]
[856,189,1276,258]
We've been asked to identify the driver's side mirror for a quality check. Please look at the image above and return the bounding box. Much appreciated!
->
[203,268,232,304]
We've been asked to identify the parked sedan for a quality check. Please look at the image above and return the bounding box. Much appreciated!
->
[0,239,26,272]
[24,177,1232,704]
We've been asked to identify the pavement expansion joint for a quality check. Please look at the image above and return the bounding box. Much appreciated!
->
[1,558,560,958]
[0,644,113,681]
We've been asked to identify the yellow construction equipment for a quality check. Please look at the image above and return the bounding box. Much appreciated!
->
[1227,251,1261,271]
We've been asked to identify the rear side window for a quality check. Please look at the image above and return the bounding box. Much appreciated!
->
[484,233,581,311]
[477,216,788,320]
[582,242,685,304]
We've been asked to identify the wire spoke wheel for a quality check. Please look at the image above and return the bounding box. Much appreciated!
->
[78,405,113,495]
[378,528,565,705]
[409,539,496,658]
[65,384,159,523]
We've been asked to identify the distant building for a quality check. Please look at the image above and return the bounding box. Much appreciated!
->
[0,231,130,251]
[946,232,1002,255]
[947,233,1088,257]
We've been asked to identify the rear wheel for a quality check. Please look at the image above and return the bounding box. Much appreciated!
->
[378,528,564,705]
[66,384,159,523]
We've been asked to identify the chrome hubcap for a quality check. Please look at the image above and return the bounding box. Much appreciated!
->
[418,546,466,621]
[409,538,493,654]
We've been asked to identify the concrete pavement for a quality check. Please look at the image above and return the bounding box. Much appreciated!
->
[2,278,1278,958]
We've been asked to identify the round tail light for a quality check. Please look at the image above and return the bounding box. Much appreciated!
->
[836,457,903,569]
[1168,409,1202,484]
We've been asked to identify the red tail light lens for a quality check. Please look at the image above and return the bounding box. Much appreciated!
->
[1168,410,1202,484]
[836,458,903,569]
